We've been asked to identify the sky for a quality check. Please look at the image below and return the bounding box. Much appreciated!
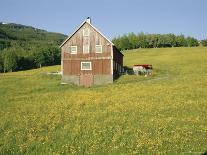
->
[0,0,207,40]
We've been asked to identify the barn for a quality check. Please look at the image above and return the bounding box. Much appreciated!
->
[60,18,124,86]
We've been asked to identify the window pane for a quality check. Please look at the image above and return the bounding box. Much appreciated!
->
[71,46,77,54]
[81,62,91,70]
[82,63,90,69]
[96,45,102,53]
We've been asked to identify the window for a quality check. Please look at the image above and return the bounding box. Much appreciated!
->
[83,28,90,36]
[70,46,77,54]
[95,45,102,53]
[81,62,92,70]
[83,45,90,53]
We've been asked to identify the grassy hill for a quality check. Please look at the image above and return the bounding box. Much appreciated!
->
[0,22,66,51]
[0,22,67,72]
[0,47,206,154]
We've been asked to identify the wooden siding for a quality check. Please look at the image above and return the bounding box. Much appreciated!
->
[63,52,111,60]
[61,22,111,59]
[63,59,111,75]
[63,60,80,75]
[62,22,113,76]
[92,59,111,74]
[113,46,123,66]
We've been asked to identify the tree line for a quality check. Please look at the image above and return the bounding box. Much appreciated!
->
[112,32,201,50]
[0,47,60,73]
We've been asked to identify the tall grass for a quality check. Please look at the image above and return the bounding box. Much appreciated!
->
[0,47,207,154]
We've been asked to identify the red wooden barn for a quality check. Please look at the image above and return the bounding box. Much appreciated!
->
[60,18,124,86]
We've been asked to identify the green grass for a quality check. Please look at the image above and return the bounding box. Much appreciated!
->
[0,47,207,154]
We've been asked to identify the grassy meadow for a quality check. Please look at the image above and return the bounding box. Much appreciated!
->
[0,47,207,154]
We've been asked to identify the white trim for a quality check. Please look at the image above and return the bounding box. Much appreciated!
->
[95,45,102,53]
[61,49,63,75]
[111,44,113,75]
[81,61,92,70]
[60,19,113,47]
[83,45,90,53]
[61,60,63,75]
[70,46,77,54]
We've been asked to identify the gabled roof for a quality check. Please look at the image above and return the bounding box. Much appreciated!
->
[60,19,114,47]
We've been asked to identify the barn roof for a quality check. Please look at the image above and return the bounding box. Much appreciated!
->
[60,19,114,47]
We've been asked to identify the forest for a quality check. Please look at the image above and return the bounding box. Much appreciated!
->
[0,22,66,72]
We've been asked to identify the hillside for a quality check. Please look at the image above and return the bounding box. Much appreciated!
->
[0,47,206,154]
[0,22,67,51]
[0,22,67,72]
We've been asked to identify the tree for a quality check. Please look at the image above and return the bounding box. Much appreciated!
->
[51,47,61,65]
[176,35,187,47]
[200,39,207,46]
[147,34,159,48]
[3,51,18,72]
[120,34,131,50]
[32,46,60,68]
[137,32,148,48]
[128,32,139,49]
[18,56,35,70]
[43,47,60,65]
[33,51,45,68]
[0,56,4,72]
[112,37,122,51]
[186,37,199,47]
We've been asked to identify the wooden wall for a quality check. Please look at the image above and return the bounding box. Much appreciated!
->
[61,22,111,58]
[61,21,123,78]
[113,46,123,66]
[63,59,111,75]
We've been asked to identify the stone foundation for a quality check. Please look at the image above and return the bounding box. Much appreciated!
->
[61,75,113,86]
[93,75,113,85]
[61,75,80,85]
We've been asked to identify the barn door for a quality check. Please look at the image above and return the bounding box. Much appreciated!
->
[80,74,93,87]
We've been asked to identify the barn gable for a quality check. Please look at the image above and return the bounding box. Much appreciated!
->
[60,20,113,48]
[61,21,112,56]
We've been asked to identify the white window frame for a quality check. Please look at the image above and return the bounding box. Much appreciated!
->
[95,45,102,53]
[81,61,92,70]
[70,46,77,54]
[83,28,90,37]
[83,45,90,53]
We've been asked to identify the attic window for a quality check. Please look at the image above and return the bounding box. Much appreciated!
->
[70,46,77,54]
[95,45,102,53]
[83,28,90,37]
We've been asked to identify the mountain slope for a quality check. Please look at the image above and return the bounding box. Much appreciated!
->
[0,22,67,72]
[0,22,67,51]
